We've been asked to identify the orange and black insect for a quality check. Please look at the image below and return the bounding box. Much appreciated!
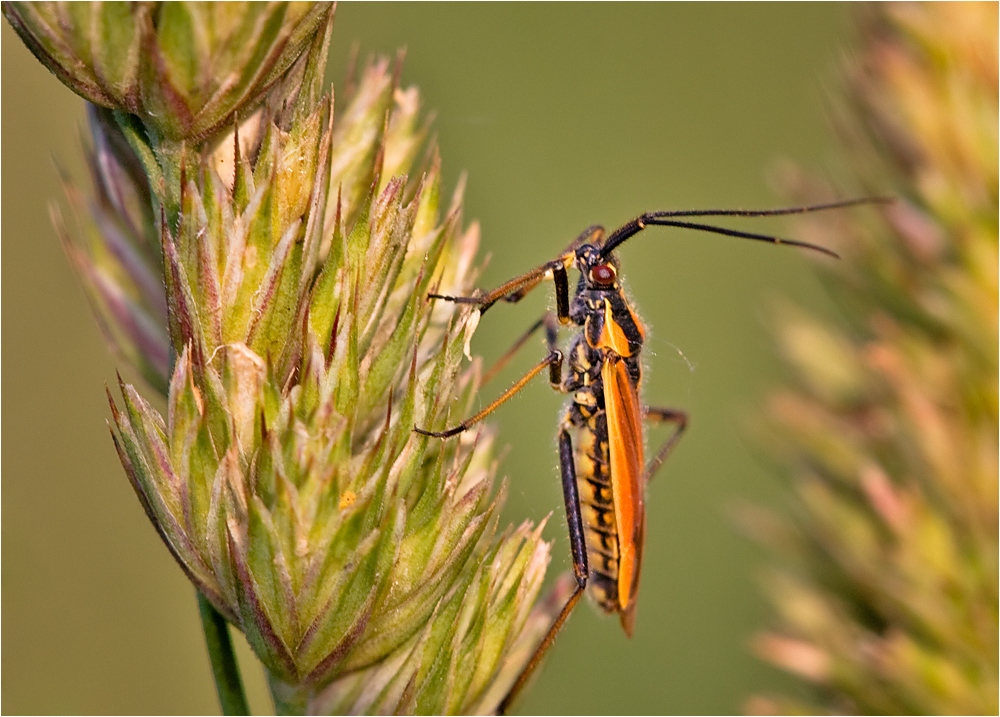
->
[416,198,876,712]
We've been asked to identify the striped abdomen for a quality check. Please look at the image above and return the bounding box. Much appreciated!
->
[567,400,621,614]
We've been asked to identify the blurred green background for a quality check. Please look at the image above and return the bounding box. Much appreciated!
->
[3,4,853,714]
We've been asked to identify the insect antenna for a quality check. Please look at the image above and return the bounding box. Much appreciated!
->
[598,197,890,259]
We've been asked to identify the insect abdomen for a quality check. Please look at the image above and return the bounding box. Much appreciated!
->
[573,409,621,614]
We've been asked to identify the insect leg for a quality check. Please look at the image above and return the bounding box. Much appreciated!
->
[414,349,563,438]
[498,426,589,715]
[641,406,688,484]
[557,427,590,587]
[428,222,608,322]
[428,253,573,315]
[482,313,561,385]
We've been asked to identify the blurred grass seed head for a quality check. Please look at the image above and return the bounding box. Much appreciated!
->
[3,2,333,142]
[749,4,998,715]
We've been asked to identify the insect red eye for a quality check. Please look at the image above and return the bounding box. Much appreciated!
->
[590,264,616,286]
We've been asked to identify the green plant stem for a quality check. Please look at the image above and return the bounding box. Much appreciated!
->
[267,675,308,716]
[197,591,251,715]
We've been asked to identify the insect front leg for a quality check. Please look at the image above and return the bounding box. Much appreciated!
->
[429,224,605,319]
[498,425,589,715]
[428,254,573,318]
[641,406,688,484]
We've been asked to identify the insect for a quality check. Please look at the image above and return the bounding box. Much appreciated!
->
[415,199,876,713]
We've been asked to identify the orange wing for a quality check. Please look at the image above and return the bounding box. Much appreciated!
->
[602,355,645,633]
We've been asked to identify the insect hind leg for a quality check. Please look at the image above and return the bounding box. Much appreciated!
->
[498,426,589,714]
